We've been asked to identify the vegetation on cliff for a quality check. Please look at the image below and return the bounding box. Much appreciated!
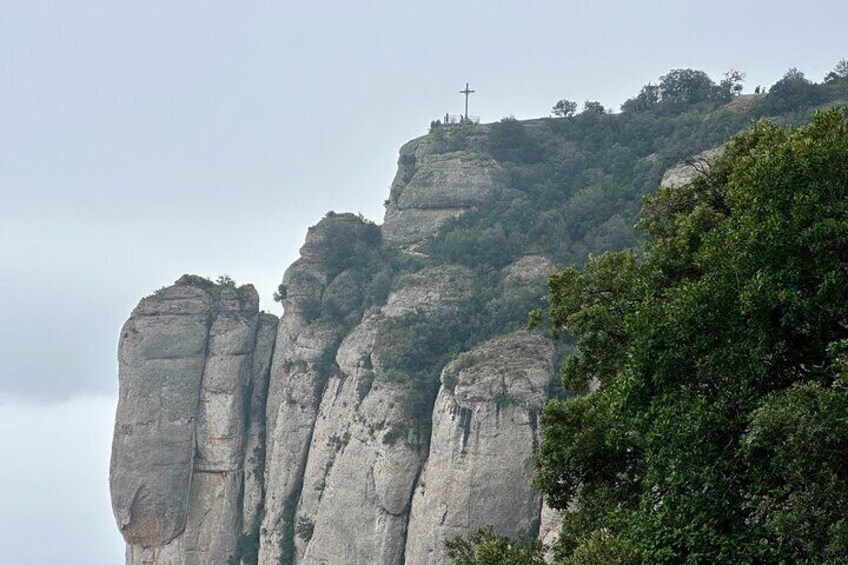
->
[448,63,848,564]
[532,107,848,563]
[431,64,848,277]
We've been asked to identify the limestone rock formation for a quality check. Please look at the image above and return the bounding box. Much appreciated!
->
[108,100,808,564]
[289,265,475,564]
[404,330,555,564]
[660,145,724,188]
[110,276,277,565]
[111,129,565,565]
[258,212,382,564]
[538,504,565,563]
[382,132,504,248]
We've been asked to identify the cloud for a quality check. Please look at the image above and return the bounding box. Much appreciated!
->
[0,394,125,565]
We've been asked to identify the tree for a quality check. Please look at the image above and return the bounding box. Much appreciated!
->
[215,274,236,287]
[620,83,659,113]
[445,528,545,565]
[552,99,577,117]
[824,58,848,83]
[582,100,606,114]
[783,66,806,80]
[658,68,727,108]
[720,68,745,96]
[758,67,825,114]
[535,108,848,563]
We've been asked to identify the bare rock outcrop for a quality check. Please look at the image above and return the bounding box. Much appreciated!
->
[404,330,556,564]
[660,145,724,188]
[110,275,277,565]
[382,134,504,248]
[112,125,564,565]
[286,265,475,564]
[538,503,565,563]
[259,213,383,564]
[241,313,278,544]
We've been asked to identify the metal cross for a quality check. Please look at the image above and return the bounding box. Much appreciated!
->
[459,82,475,121]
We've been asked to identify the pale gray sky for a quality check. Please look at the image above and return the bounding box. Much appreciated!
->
[1,1,846,562]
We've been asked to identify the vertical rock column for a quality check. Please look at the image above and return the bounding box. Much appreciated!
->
[110,275,275,565]
[404,330,555,565]
[290,266,474,565]
[259,213,379,564]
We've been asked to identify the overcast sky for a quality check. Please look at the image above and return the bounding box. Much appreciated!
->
[2,1,846,562]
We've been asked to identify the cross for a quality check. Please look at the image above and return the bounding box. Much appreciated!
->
[459,82,475,121]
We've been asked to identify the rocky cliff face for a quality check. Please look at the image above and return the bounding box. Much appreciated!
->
[382,129,504,249]
[110,127,558,565]
[404,330,555,564]
[110,276,277,565]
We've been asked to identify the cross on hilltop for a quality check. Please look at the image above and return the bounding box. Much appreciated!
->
[460,82,475,121]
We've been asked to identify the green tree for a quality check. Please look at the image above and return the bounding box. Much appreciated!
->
[535,108,848,563]
[720,68,745,96]
[620,83,659,113]
[824,58,848,83]
[553,99,578,117]
[445,528,546,565]
[758,67,826,114]
[657,68,728,110]
[582,100,606,114]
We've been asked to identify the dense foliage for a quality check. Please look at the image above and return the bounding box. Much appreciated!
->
[534,108,848,563]
[445,527,547,565]
[445,62,848,564]
[428,67,848,280]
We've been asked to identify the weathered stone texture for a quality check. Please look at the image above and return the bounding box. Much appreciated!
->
[241,313,278,540]
[112,127,579,565]
[286,266,475,565]
[382,136,504,247]
[404,330,555,565]
[660,145,724,188]
[111,276,275,565]
[259,213,380,565]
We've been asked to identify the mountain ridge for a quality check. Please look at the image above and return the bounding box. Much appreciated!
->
[109,67,848,564]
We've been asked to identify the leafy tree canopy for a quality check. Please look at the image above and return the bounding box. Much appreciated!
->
[445,528,547,565]
[535,107,848,563]
[553,99,578,118]
[824,58,848,83]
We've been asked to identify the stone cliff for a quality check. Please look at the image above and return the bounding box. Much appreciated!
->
[108,80,830,562]
[111,276,277,564]
[110,125,559,565]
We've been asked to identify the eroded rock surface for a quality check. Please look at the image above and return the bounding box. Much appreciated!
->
[538,503,564,563]
[660,145,724,188]
[112,127,566,565]
[288,266,475,565]
[259,213,382,564]
[404,330,555,564]
[111,275,276,565]
[382,134,504,248]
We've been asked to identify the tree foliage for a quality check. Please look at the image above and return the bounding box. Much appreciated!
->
[553,99,578,117]
[825,58,848,83]
[582,100,606,114]
[535,108,848,563]
[445,528,547,565]
[756,68,826,115]
[720,68,745,96]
